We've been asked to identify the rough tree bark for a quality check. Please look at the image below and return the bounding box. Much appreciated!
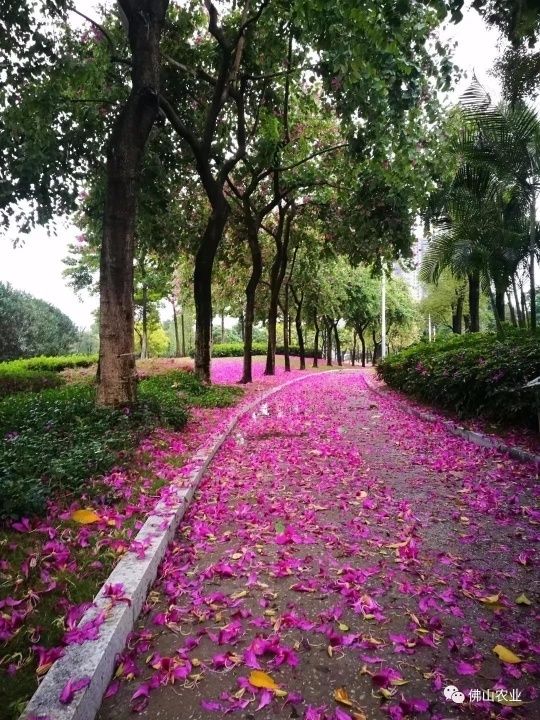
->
[97,0,169,406]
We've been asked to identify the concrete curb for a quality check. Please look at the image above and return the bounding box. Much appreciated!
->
[361,374,540,468]
[21,370,354,720]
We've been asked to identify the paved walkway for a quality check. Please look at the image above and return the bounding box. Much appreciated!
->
[99,371,538,720]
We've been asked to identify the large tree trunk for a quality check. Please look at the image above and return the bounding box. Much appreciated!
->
[241,221,262,384]
[97,0,169,406]
[194,201,230,382]
[468,271,480,333]
[312,312,319,368]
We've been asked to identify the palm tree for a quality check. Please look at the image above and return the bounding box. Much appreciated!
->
[422,80,539,332]
[459,80,540,331]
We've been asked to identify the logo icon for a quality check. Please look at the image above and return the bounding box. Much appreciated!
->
[443,685,465,704]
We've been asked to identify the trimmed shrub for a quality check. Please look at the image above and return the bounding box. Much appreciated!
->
[209,343,321,359]
[0,366,63,398]
[211,342,268,357]
[377,329,540,427]
[0,355,98,398]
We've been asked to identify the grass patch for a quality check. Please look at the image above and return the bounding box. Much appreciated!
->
[0,371,241,518]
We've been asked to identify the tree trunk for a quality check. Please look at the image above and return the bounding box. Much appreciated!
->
[333,322,342,366]
[265,210,292,376]
[529,197,536,332]
[313,312,319,368]
[351,330,356,366]
[488,281,504,334]
[97,0,169,406]
[194,201,230,382]
[140,282,148,359]
[172,301,181,357]
[241,220,262,384]
[513,277,525,327]
[283,287,290,372]
[452,294,464,334]
[468,271,480,332]
[494,282,506,323]
[325,318,333,366]
[291,287,305,370]
[220,310,225,343]
[180,308,186,357]
[522,287,530,327]
[239,313,245,340]
[358,329,366,367]
[507,292,518,326]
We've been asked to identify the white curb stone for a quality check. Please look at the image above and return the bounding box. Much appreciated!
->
[20,370,351,720]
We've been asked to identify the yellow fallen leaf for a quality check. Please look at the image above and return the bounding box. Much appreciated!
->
[334,687,353,707]
[516,593,532,605]
[493,644,522,664]
[338,623,349,632]
[248,670,280,690]
[479,593,501,605]
[71,508,100,524]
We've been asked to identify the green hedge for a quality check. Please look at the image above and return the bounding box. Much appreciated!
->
[377,330,540,427]
[211,342,268,357]
[0,355,98,398]
[210,343,320,358]
[0,366,63,398]
[0,370,240,518]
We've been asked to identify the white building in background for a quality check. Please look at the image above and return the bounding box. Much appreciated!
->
[393,227,428,301]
